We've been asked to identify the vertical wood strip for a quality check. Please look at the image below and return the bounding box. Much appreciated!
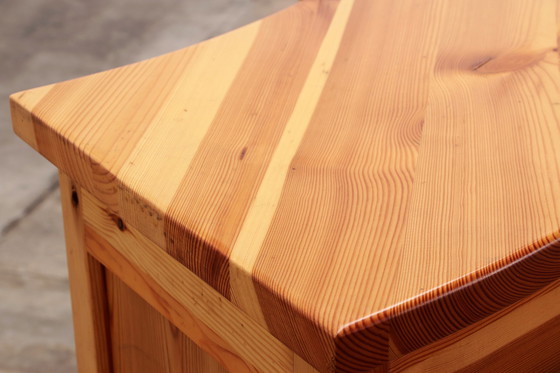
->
[250,0,447,369]
[229,0,355,328]
[59,172,112,372]
[116,21,262,248]
[164,0,337,299]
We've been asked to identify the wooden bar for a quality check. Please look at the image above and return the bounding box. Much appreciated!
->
[59,173,111,372]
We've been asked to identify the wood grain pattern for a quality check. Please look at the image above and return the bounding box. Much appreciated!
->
[388,279,560,372]
[106,270,228,373]
[81,183,558,373]
[12,0,560,371]
[80,186,303,373]
[59,172,112,372]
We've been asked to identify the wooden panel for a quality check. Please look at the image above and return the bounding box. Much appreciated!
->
[59,172,111,372]
[80,187,306,373]
[105,270,227,373]
[11,0,560,371]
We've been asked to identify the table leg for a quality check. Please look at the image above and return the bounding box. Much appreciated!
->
[60,172,112,372]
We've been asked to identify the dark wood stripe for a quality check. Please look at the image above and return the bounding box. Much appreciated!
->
[164,1,338,297]
[252,0,442,369]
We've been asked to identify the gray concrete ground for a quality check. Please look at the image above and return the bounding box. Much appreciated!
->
[0,1,293,371]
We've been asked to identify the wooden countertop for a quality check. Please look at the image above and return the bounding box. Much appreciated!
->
[11,0,560,371]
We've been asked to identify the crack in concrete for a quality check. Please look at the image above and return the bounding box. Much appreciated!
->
[1,177,59,237]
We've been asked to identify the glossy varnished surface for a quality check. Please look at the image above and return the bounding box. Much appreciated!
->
[11,0,560,371]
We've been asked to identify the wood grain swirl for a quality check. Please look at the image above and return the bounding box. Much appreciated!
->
[11,0,560,371]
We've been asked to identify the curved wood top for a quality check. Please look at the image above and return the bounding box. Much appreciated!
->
[10,0,560,371]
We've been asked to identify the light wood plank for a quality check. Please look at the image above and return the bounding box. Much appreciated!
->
[9,84,53,149]
[229,0,355,332]
[116,19,261,249]
[106,270,228,373]
[59,172,111,372]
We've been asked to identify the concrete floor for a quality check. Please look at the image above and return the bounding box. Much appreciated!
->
[0,0,293,371]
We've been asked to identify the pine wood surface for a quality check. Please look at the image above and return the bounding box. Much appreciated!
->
[106,270,228,373]
[11,0,560,371]
[80,183,559,372]
[81,185,305,373]
[386,279,560,372]
[59,173,112,372]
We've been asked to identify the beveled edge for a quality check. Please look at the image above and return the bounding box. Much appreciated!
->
[334,231,560,372]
